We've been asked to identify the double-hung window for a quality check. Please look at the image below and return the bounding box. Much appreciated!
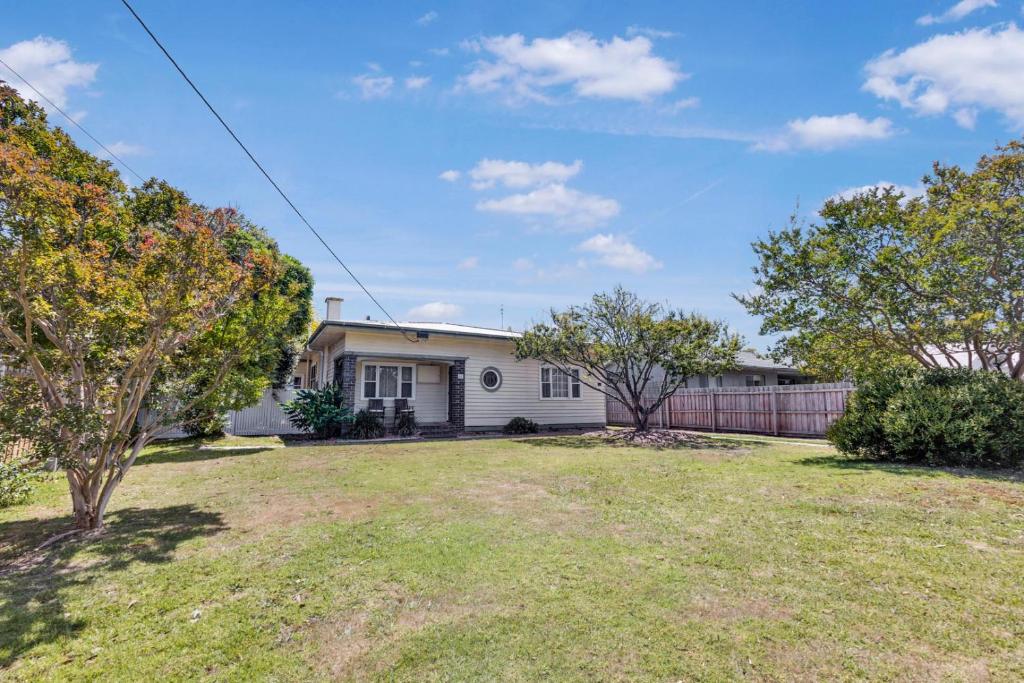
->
[362,364,414,399]
[540,366,581,399]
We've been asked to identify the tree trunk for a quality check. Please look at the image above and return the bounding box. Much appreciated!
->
[67,470,111,530]
[631,405,650,432]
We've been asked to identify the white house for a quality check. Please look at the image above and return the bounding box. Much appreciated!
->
[296,298,607,434]
[679,351,805,389]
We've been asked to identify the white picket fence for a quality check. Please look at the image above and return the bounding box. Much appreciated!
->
[156,388,303,439]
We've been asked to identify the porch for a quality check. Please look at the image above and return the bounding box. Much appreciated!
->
[333,351,466,434]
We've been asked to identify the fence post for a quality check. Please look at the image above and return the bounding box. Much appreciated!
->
[710,390,717,432]
[770,387,779,436]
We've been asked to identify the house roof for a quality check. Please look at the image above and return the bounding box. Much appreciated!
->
[736,350,797,372]
[307,319,521,346]
[304,320,798,372]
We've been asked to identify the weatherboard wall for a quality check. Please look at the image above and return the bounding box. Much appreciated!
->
[332,329,606,429]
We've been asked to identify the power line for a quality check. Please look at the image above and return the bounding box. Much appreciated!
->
[0,56,147,183]
[118,0,418,342]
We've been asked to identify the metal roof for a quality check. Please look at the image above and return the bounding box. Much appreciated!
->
[735,350,797,372]
[309,319,521,344]
[306,321,796,371]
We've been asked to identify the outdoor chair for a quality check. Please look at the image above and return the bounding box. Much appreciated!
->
[394,398,415,426]
[367,398,385,423]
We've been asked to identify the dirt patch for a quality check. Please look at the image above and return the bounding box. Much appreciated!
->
[686,591,792,623]
[308,593,495,679]
[969,483,1024,507]
[582,428,718,448]
[459,477,594,535]
[221,492,380,541]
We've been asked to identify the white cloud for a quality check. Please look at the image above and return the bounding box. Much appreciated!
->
[953,107,979,129]
[476,183,620,229]
[416,11,438,26]
[916,0,996,26]
[863,24,1024,128]
[0,36,97,109]
[662,96,700,113]
[100,141,147,158]
[405,75,431,90]
[828,181,927,203]
[428,47,450,56]
[512,257,534,271]
[457,256,479,270]
[459,31,684,102]
[625,25,677,39]
[439,169,461,182]
[407,301,463,320]
[469,158,582,189]
[352,73,394,99]
[755,113,895,152]
[577,233,662,274]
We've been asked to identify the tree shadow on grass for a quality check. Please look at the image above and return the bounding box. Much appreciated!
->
[0,505,226,667]
[518,433,765,452]
[796,455,1024,483]
[135,441,276,466]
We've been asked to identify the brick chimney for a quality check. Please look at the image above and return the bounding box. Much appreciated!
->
[325,297,343,322]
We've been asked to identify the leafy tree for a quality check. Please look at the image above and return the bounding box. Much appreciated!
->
[0,84,306,529]
[272,254,314,389]
[515,287,740,431]
[737,140,1024,380]
[176,229,313,437]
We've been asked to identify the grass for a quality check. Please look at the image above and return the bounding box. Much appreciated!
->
[1,433,1022,681]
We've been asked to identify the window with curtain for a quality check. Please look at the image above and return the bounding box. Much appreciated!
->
[362,364,415,399]
[540,366,581,399]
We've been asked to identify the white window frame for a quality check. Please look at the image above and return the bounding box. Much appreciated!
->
[539,365,581,400]
[361,363,416,400]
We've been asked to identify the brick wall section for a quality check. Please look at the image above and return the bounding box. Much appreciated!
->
[448,359,466,430]
[334,353,358,408]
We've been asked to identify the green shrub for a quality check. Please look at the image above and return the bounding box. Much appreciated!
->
[828,368,1024,468]
[0,460,40,508]
[180,408,228,439]
[349,410,385,439]
[827,367,913,459]
[281,384,353,438]
[503,416,539,435]
[395,412,417,437]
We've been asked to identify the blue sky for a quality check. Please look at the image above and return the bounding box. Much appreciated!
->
[3,1,1023,347]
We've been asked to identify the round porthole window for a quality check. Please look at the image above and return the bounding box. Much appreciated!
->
[480,367,502,391]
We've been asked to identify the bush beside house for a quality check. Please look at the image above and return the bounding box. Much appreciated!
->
[281,385,353,439]
[503,417,539,434]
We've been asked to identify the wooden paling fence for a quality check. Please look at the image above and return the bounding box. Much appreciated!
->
[606,382,855,437]
[1,439,33,462]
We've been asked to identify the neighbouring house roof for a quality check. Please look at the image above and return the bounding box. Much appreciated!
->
[735,350,798,373]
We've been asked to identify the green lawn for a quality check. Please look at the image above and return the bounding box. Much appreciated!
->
[1,433,1022,681]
